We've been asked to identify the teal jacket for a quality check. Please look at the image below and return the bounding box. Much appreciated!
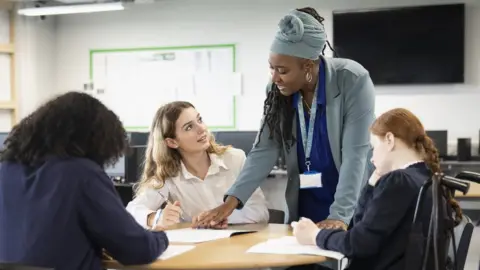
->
[226,56,376,224]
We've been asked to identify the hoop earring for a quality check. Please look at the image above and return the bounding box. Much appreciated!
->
[305,72,313,83]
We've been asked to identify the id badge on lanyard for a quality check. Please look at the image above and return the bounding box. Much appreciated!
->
[298,86,322,189]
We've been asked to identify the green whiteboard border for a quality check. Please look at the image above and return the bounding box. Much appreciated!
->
[89,43,237,131]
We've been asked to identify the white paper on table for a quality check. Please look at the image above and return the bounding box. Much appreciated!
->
[158,245,195,260]
[247,236,345,260]
[165,228,257,243]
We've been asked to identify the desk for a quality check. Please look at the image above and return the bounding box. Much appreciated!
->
[431,162,480,198]
[103,224,328,269]
[456,182,480,198]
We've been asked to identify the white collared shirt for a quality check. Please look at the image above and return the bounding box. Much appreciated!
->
[126,147,269,228]
[369,160,425,186]
[402,160,423,169]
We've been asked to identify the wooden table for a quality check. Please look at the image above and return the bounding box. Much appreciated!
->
[103,223,328,269]
[456,182,480,198]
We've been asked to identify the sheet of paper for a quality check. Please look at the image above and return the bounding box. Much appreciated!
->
[158,245,195,260]
[165,228,256,243]
[247,236,345,260]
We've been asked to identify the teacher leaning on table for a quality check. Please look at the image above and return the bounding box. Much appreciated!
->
[194,7,375,231]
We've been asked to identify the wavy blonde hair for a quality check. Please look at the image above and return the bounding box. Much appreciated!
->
[134,101,229,196]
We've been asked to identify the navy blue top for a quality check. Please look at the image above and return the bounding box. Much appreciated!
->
[316,162,434,270]
[0,157,169,270]
[294,61,339,223]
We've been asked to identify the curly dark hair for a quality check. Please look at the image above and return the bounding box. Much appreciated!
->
[0,91,128,168]
[256,7,334,151]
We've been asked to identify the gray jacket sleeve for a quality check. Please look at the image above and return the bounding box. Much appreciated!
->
[224,83,282,208]
[328,72,376,224]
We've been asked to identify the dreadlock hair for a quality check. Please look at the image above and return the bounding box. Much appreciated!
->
[257,84,295,150]
[255,7,334,151]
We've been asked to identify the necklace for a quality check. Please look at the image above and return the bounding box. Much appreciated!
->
[301,83,316,115]
[303,99,311,115]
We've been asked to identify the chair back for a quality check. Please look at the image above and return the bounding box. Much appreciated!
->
[268,209,285,224]
[448,215,474,270]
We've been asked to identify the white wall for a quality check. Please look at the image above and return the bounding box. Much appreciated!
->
[15,0,478,152]
[16,15,58,121]
[0,10,12,131]
[0,11,57,131]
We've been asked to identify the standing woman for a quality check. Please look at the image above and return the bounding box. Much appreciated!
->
[194,7,375,229]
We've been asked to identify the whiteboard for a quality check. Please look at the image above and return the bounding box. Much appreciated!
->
[90,45,238,130]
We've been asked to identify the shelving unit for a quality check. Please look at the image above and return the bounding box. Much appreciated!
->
[0,6,18,127]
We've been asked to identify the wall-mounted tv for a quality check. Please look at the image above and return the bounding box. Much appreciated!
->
[333,4,465,85]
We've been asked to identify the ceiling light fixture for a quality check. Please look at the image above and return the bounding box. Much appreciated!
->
[18,2,125,16]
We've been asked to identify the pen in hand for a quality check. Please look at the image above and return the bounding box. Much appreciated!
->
[153,199,184,228]
[161,200,184,218]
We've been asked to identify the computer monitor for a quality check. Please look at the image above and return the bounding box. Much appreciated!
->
[478,129,480,155]
[213,131,258,156]
[105,156,125,177]
[213,131,286,169]
[0,132,8,150]
[129,132,149,146]
[105,132,149,177]
[426,130,448,158]
[125,145,146,183]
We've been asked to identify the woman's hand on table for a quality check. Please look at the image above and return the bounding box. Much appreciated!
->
[191,196,238,228]
[316,219,348,230]
[192,211,228,229]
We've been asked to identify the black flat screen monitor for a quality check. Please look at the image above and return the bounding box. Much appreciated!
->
[333,4,465,85]
[426,130,448,158]
[214,131,258,156]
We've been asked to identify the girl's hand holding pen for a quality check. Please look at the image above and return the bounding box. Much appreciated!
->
[156,201,183,229]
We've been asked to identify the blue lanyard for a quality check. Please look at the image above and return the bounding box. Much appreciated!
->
[297,85,318,172]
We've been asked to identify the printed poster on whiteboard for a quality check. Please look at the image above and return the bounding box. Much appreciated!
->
[90,45,237,130]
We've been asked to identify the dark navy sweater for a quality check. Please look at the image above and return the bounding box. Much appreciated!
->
[0,157,168,270]
[316,162,433,270]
